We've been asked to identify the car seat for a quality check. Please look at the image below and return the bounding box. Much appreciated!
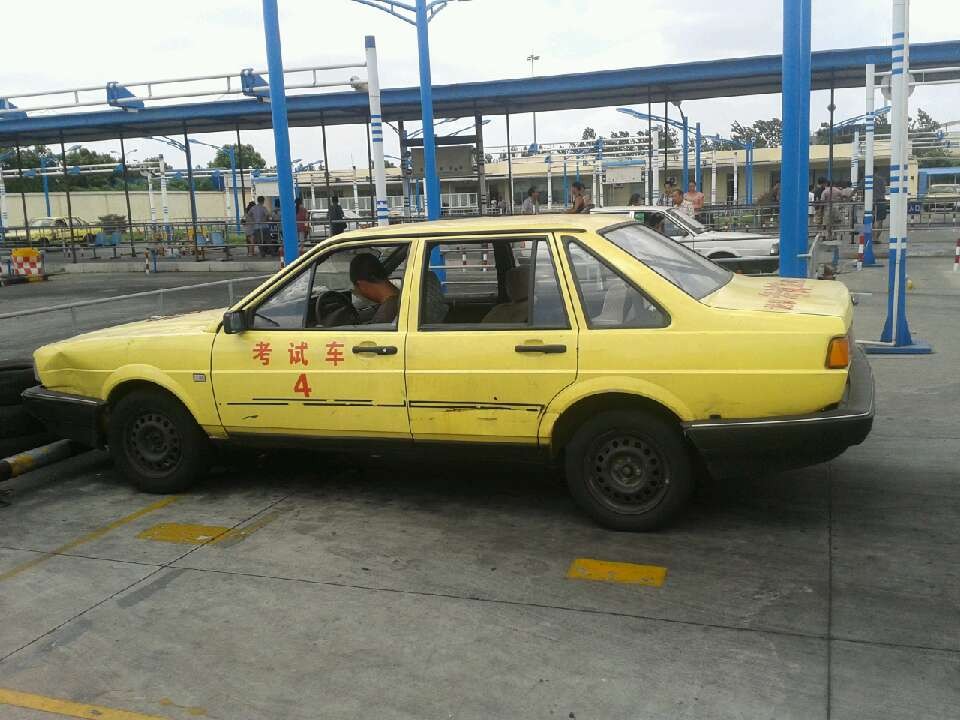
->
[482,266,529,324]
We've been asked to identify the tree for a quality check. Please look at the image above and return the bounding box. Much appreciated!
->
[730,118,782,148]
[813,113,890,146]
[208,143,266,170]
[581,127,596,141]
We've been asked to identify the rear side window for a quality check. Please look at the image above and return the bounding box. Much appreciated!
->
[421,238,568,329]
[564,240,668,329]
[602,223,731,299]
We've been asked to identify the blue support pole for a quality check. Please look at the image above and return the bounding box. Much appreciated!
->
[261,0,299,265]
[416,0,441,221]
[40,157,52,216]
[228,146,241,232]
[681,116,689,190]
[779,0,812,277]
[695,122,702,193]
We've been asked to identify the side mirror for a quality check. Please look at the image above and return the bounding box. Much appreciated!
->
[222,310,248,335]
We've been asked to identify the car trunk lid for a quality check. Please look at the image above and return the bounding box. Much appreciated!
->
[702,275,853,327]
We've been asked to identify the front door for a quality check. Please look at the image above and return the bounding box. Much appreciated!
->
[211,241,414,440]
[405,235,578,444]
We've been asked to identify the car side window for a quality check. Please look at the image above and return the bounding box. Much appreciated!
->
[420,238,569,330]
[564,239,669,329]
[662,218,689,239]
[251,243,409,330]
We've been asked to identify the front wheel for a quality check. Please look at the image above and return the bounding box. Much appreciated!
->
[107,389,210,493]
[564,410,694,531]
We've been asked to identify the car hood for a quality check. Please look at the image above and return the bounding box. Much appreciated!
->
[702,275,852,326]
[61,308,225,342]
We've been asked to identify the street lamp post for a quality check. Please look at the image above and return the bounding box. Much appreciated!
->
[527,52,540,148]
[352,0,470,221]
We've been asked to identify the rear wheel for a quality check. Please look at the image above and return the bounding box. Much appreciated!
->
[107,389,210,493]
[564,410,694,531]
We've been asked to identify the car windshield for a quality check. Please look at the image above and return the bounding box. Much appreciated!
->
[665,209,707,234]
[30,218,54,227]
[929,185,959,194]
[601,223,732,299]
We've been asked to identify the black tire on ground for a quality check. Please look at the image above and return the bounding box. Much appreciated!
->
[107,389,210,494]
[0,404,44,439]
[564,410,694,532]
[0,361,36,406]
[0,432,53,459]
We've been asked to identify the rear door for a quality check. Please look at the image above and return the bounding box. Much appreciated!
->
[404,234,578,444]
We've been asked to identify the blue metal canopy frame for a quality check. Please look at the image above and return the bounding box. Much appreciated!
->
[2,41,958,146]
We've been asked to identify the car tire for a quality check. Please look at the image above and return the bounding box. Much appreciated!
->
[107,389,210,494]
[0,361,36,406]
[0,404,43,439]
[564,410,694,531]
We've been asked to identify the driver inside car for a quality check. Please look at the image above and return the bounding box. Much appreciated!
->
[349,253,401,325]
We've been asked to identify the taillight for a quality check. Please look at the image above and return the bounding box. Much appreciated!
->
[826,336,850,369]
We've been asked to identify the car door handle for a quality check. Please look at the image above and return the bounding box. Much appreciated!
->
[514,344,567,354]
[352,345,398,356]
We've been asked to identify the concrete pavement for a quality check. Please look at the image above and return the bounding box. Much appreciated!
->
[0,258,957,719]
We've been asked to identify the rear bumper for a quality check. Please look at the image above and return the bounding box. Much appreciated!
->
[684,348,875,478]
[21,386,106,448]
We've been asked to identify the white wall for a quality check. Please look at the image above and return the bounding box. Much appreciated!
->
[2,191,230,226]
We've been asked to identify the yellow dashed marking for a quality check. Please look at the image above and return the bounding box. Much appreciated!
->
[0,497,180,582]
[0,687,170,720]
[566,558,667,587]
[137,523,232,545]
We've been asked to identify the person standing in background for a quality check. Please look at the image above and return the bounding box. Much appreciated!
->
[566,182,587,213]
[242,201,256,257]
[328,195,347,236]
[295,197,308,251]
[521,187,540,215]
[684,181,705,211]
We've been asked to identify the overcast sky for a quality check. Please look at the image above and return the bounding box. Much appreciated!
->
[3,0,958,171]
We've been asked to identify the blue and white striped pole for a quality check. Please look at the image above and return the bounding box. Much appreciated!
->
[881,0,912,345]
[365,36,389,227]
[868,0,930,353]
[862,64,879,267]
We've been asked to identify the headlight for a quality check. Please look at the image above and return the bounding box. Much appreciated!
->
[770,241,780,256]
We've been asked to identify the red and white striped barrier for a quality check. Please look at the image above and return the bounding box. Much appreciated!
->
[857,234,865,271]
[954,237,959,272]
[10,248,45,281]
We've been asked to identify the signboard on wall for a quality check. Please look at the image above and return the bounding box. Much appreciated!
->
[606,164,647,185]
[411,145,474,177]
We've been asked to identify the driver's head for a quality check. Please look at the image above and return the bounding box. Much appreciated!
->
[350,253,390,301]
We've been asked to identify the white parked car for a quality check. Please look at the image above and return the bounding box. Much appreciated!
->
[591,206,779,272]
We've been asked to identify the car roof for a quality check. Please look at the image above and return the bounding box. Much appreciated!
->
[334,213,624,240]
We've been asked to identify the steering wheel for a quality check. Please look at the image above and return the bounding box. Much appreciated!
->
[315,290,359,327]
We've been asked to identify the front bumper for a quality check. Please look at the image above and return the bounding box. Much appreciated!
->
[684,347,875,478]
[21,386,106,449]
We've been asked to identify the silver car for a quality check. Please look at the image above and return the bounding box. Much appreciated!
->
[591,205,779,272]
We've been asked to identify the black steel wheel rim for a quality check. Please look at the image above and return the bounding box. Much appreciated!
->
[583,431,670,515]
[125,411,182,478]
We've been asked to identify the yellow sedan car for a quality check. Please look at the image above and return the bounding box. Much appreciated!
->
[24,215,874,530]
[8,216,101,245]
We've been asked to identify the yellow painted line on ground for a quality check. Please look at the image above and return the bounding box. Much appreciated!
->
[0,687,170,720]
[137,523,232,544]
[566,558,668,587]
[0,496,180,583]
[137,511,281,547]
